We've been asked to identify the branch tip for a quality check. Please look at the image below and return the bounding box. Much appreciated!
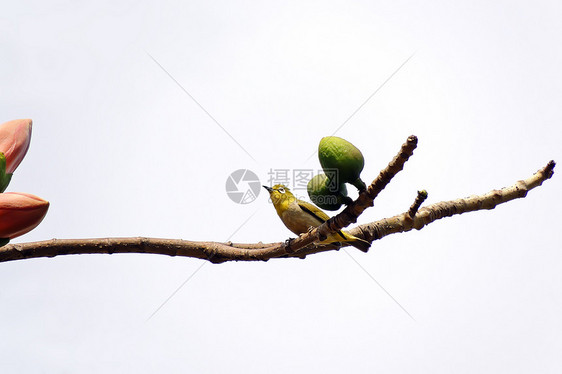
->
[544,160,556,178]
[408,190,428,218]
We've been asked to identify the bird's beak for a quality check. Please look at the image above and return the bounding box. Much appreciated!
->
[263,185,273,193]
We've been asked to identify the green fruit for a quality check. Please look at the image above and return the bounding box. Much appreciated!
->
[307,173,352,211]
[318,136,366,190]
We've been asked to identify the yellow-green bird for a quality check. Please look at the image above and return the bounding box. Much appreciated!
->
[263,184,370,252]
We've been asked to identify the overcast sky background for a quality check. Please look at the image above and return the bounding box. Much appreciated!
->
[1,0,561,372]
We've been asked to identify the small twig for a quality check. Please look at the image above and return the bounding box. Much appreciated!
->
[408,190,428,218]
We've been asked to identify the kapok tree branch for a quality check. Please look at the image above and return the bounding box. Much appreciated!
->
[0,159,554,264]
[363,159,556,241]
[274,160,556,260]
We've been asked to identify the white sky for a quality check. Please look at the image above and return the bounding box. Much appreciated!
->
[1,0,561,372]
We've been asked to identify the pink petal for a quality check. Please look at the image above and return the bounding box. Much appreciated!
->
[0,119,32,173]
[0,192,49,239]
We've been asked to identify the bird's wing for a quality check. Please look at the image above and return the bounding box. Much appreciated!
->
[297,200,348,242]
[297,200,330,222]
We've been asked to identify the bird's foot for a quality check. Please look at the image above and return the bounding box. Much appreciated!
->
[284,237,295,246]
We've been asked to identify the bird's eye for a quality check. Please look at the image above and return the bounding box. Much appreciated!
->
[278,187,285,193]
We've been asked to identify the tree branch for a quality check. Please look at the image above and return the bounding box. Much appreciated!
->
[0,149,554,264]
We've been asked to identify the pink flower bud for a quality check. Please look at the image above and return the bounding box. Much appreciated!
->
[0,192,49,239]
[0,119,32,173]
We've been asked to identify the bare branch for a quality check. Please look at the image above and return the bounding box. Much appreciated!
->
[355,160,556,242]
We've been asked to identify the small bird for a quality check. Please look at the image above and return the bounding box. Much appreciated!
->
[263,184,370,252]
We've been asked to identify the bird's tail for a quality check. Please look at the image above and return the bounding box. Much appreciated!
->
[326,231,371,252]
[346,237,371,253]
[338,230,371,252]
